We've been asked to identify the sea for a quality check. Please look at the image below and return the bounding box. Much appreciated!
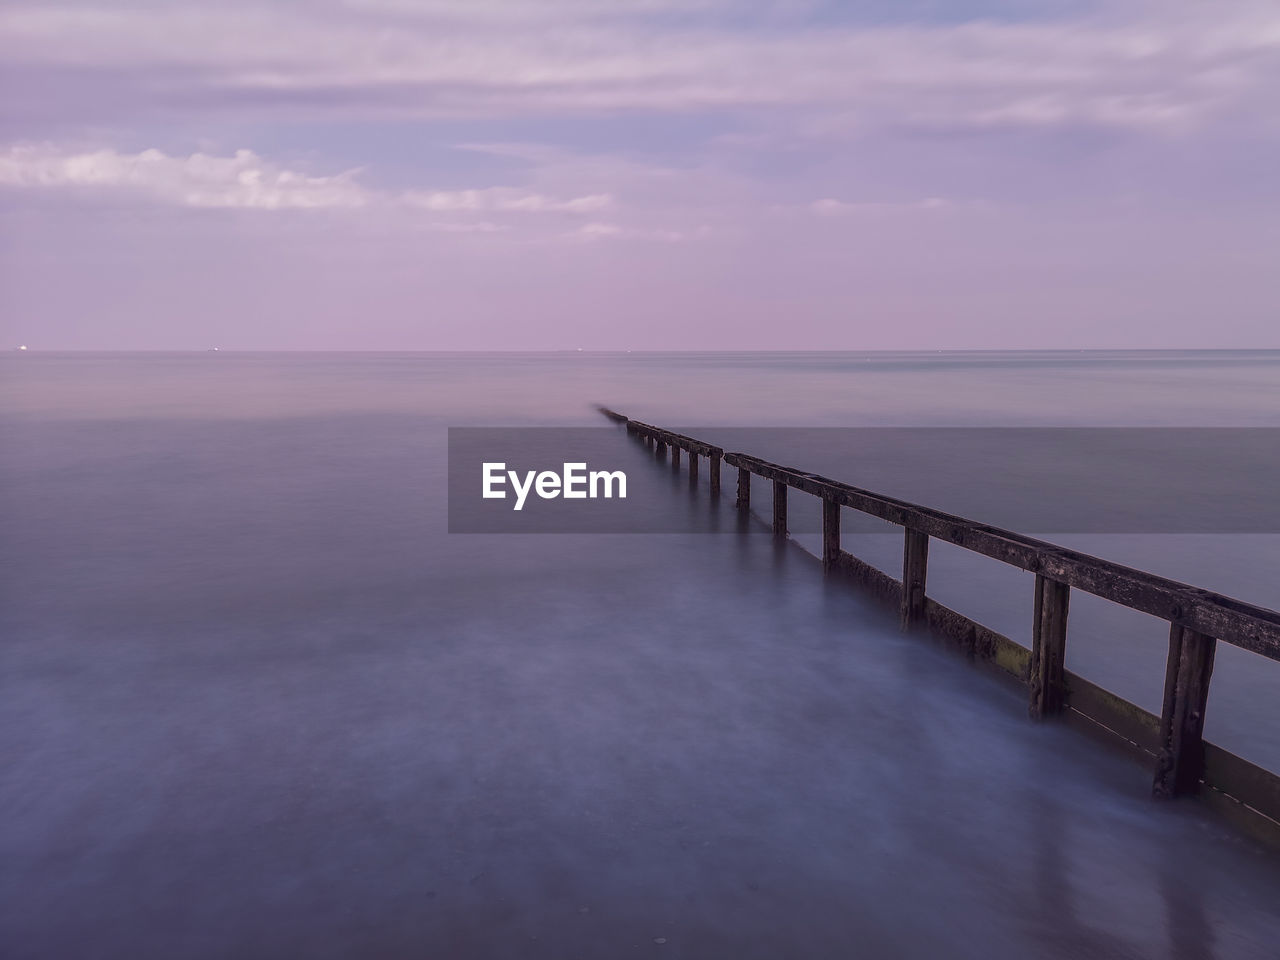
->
[2,350,1279,958]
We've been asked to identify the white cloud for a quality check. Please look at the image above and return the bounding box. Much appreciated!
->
[809,197,951,216]
[334,0,737,22]
[401,188,612,213]
[579,222,623,238]
[0,145,370,209]
[0,144,617,219]
[811,198,859,216]
[425,220,509,233]
[574,222,684,242]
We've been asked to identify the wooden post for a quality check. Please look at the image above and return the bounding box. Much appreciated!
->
[689,452,699,483]
[1154,624,1217,798]
[822,499,840,569]
[736,467,751,510]
[772,480,788,538]
[671,446,681,468]
[709,454,721,496]
[1029,575,1069,719]
[656,440,667,460]
[900,529,929,629]
[1029,570,1070,721]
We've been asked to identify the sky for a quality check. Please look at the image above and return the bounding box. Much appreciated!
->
[1,0,1277,350]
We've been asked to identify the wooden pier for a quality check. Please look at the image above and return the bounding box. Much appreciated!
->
[598,406,1280,844]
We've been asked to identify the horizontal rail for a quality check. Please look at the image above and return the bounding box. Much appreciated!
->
[723,452,1280,660]
[601,405,1280,839]
[608,412,724,458]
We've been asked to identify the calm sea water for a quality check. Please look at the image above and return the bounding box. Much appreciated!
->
[2,351,1279,958]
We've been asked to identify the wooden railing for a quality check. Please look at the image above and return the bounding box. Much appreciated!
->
[598,406,1280,841]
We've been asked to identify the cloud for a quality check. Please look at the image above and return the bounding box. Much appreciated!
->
[809,197,951,216]
[401,188,612,213]
[333,0,737,22]
[0,2,1277,135]
[0,144,370,209]
[574,221,684,242]
[425,220,508,233]
[578,222,623,238]
[0,144,617,219]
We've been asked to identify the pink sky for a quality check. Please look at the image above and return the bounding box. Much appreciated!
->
[1,0,1278,349]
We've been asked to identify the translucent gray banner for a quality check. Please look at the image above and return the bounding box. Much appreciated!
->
[448,427,1280,533]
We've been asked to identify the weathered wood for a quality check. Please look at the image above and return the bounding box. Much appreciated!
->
[837,548,1280,840]
[772,480,788,538]
[736,467,751,510]
[1203,743,1280,826]
[719,451,1280,659]
[1154,625,1217,798]
[822,499,841,569]
[600,407,1280,843]
[671,446,681,468]
[832,550,1026,680]
[689,452,699,483]
[900,529,929,629]
[625,420,722,458]
[828,548,902,605]
[1064,672,1161,755]
[1029,575,1069,719]
[828,544,1280,828]
[620,431,1279,663]
[655,440,667,460]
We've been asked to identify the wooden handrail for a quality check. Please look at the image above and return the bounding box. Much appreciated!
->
[601,406,1280,833]
[721,451,1280,659]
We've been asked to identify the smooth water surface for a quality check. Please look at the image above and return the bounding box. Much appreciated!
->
[2,351,1279,959]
